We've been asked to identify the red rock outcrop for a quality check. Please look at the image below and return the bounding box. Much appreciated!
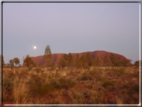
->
[23,50,131,66]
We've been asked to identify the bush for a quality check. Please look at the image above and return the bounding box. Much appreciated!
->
[98,77,105,81]
[79,74,93,81]
[127,84,139,96]
[28,75,49,96]
[113,68,125,75]
[123,83,129,89]
[51,99,62,104]
[102,81,114,88]
[3,77,14,92]
[16,70,29,79]
[6,71,15,80]
[3,77,14,102]
[28,76,76,97]
[132,84,139,93]
[50,77,76,90]
[35,67,43,73]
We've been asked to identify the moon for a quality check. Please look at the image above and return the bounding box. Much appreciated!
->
[33,46,37,49]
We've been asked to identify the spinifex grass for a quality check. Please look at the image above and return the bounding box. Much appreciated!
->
[13,77,29,104]
[3,67,139,104]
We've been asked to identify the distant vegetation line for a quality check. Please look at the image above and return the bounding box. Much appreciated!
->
[0,45,141,70]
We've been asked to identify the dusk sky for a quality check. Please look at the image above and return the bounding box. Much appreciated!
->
[2,2,139,64]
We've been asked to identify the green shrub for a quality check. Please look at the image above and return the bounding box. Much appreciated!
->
[132,84,139,92]
[51,99,61,104]
[102,81,114,88]
[3,77,14,102]
[95,98,101,103]
[50,77,76,90]
[123,83,129,89]
[50,80,61,89]
[28,75,49,96]
[79,74,93,81]
[98,77,105,81]
[113,68,125,75]
[3,77,14,92]
[28,76,76,96]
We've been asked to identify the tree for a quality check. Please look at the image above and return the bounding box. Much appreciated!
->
[44,45,53,69]
[80,54,86,69]
[14,57,20,66]
[104,55,109,66]
[93,56,100,68]
[86,52,92,68]
[75,54,80,69]
[9,59,14,69]
[134,61,139,66]
[110,54,122,67]
[7,63,10,67]
[122,59,129,67]
[63,54,69,67]
[24,55,34,70]
[110,54,116,66]
[128,59,132,66]
[68,53,74,69]
[134,60,142,67]
[59,55,66,70]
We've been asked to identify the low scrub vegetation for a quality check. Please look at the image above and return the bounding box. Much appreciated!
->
[2,67,139,104]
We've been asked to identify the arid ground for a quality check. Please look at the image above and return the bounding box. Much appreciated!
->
[2,66,139,104]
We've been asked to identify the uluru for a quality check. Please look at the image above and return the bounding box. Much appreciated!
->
[23,50,131,67]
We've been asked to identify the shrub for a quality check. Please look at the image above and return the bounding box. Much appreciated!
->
[113,68,125,75]
[57,77,76,90]
[51,99,62,104]
[98,77,105,81]
[102,81,114,88]
[35,67,43,73]
[3,77,14,92]
[79,74,93,81]
[28,76,76,97]
[132,84,139,93]
[27,75,49,96]
[49,77,76,90]
[123,83,129,89]
[6,71,15,80]
[3,77,14,102]
[50,79,61,89]
[16,70,29,79]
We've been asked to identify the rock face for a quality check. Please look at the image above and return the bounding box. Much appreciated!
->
[23,50,131,66]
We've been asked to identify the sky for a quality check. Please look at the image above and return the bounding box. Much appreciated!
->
[2,2,139,64]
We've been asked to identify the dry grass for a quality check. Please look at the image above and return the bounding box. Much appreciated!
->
[13,77,29,104]
[116,96,123,104]
[2,66,139,104]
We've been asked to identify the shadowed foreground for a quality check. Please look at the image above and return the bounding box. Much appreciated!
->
[3,67,139,104]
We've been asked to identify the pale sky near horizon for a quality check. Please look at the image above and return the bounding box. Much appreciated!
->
[2,2,139,64]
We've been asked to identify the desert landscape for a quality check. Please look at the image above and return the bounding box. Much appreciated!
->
[2,2,140,106]
[2,48,140,104]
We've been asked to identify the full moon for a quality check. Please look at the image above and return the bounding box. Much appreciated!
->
[34,46,37,49]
